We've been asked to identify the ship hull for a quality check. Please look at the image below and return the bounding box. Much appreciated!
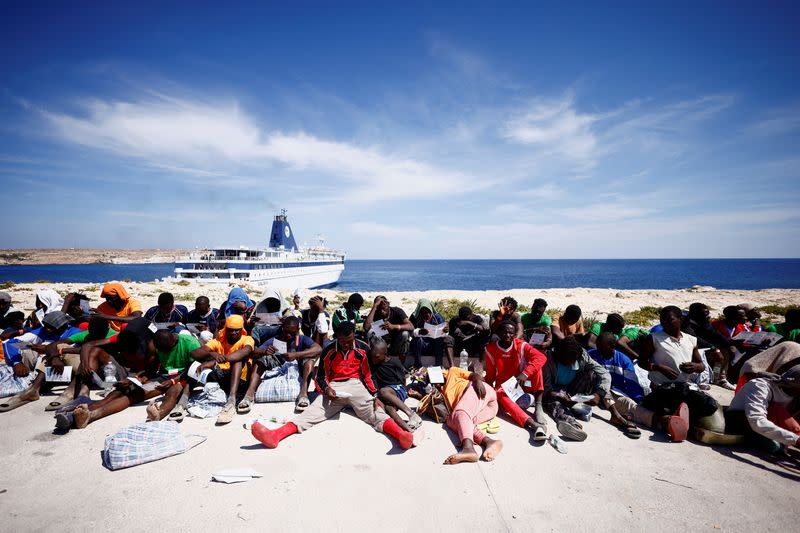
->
[170,261,344,290]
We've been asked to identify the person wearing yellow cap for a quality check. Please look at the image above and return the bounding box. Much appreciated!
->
[193,314,255,424]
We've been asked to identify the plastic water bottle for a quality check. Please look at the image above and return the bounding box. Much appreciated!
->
[548,434,568,454]
[459,349,469,370]
[103,361,117,394]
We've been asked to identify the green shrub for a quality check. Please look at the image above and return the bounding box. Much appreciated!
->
[34,279,51,284]
[622,306,661,326]
[582,312,600,332]
[759,304,799,317]
[0,281,15,289]
[176,280,191,286]
[433,299,491,321]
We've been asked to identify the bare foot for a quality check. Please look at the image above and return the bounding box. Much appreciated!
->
[482,438,504,462]
[443,450,480,465]
[146,402,161,421]
[17,388,40,402]
[73,404,91,429]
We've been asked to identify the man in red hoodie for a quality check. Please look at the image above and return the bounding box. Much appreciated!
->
[251,321,421,450]
[484,320,548,441]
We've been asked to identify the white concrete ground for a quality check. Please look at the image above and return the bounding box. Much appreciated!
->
[1,384,798,533]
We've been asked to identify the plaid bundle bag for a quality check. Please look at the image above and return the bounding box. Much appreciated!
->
[102,421,206,471]
[0,364,36,398]
[255,361,301,403]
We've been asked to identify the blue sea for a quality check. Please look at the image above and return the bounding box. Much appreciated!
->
[0,259,798,291]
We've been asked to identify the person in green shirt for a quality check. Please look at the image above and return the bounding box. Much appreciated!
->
[520,298,553,351]
[331,293,365,333]
[765,309,800,343]
[587,313,647,361]
[67,330,204,430]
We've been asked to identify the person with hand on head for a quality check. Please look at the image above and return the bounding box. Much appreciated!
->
[369,337,422,432]
[301,296,332,346]
[331,293,365,331]
[489,296,523,339]
[364,295,413,360]
[251,321,422,451]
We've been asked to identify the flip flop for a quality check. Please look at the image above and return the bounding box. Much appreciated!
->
[0,395,33,413]
[477,418,501,434]
[45,395,75,412]
[167,403,186,423]
[237,397,253,415]
[295,395,310,412]
[54,395,93,415]
[533,425,547,441]
[54,411,73,430]
[622,423,641,439]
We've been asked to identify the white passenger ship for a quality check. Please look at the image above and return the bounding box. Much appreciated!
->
[171,211,345,289]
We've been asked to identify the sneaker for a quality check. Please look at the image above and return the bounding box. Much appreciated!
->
[557,420,587,441]
[716,378,736,391]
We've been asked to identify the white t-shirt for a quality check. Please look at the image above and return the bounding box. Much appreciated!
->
[649,330,698,386]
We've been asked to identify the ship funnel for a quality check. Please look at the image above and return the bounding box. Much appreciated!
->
[269,211,299,251]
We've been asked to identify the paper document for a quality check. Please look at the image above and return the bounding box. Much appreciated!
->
[369,319,387,338]
[272,339,288,355]
[570,394,595,403]
[501,376,524,402]
[127,377,144,389]
[733,331,782,347]
[147,322,158,333]
[427,366,445,384]
[79,299,91,314]
[529,333,546,345]
[211,468,263,484]
[188,361,212,384]
[45,366,72,383]
[423,322,447,339]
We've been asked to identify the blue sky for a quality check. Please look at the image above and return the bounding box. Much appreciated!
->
[1,1,799,259]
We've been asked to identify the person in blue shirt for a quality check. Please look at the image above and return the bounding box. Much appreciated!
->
[144,292,189,326]
[0,311,83,412]
[588,331,646,403]
[186,296,219,335]
[243,315,321,412]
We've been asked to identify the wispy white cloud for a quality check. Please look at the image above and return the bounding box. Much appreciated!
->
[38,94,487,203]
[500,93,598,168]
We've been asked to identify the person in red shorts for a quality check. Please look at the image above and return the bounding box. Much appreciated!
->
[484,320,548,441]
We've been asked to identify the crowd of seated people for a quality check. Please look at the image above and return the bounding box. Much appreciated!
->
[0,287,798,467]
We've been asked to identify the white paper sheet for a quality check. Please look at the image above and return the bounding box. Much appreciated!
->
[369,319,387,338]
[427,365,445,384]
[188,361,212,384]
[529,333,546,345]
[45,366,72,383]
[272,339,288,355]
[501,376,524,402]
[423,322,447,339]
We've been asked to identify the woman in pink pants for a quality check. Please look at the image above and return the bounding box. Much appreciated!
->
[440,367,503,465]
